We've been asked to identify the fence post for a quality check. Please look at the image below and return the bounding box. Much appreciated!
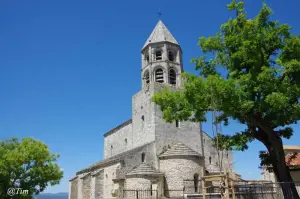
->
[231,180,236,199]
[136,190,138,199]
[202,180,206,199]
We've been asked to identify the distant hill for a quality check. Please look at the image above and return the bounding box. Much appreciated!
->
[34,192,68,199]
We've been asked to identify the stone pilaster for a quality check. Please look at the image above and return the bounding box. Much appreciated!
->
[78,177,83,199]
[91,176,96,199]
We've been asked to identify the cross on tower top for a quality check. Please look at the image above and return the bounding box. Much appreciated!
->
[157,9,162,19]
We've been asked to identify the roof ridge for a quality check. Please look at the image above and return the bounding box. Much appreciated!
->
[159,142,201,158]
[104,119,132,137]
[76,141,155,175]
[126,162,162,176]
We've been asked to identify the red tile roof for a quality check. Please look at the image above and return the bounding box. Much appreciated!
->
[285,153,300,166]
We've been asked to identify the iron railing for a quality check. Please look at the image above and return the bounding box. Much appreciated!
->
[122,182,300,199]
[122,189,158,199]
[182,181,300,199]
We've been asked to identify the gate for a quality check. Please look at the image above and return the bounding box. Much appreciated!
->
[122,189,158,199]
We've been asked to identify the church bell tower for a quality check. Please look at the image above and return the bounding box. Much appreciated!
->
[131,20,202,157]
[141,20,183,89]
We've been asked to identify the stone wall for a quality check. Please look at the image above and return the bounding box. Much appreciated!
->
[131,90,156,149]
[103,163,120,198]
[125,177,153,190]
[160,156,205,196]
[117,142,157,179]
[95,170,104,199]
[202,132,233,172]
[153,82,203,157]
[82,174,92,199]
[70,179,78,199]
[141,42,183,88]
[104,122,133,158]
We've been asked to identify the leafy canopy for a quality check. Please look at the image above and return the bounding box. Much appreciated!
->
[0,138,63,199]
[152,0,300,154]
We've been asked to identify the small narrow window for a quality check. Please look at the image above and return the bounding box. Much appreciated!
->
[155,51,162,60]
[125,138,127,144]
[155,68,164,83]
[209,156,212,164]
[111,145,113,149]
[146,54,149,62]
[175,120,180,128]
[169,69,176,85]
[168,51,174,61]
[142,153,145,162]
[194,173,199,193]
[141,115,144,121]
[144,70,150,84]
[203,139,205,143]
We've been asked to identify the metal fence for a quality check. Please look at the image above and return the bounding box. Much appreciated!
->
[122,182,300,199]
[182,181,300,199]
[122,189,158,199]
[232,182,300,199]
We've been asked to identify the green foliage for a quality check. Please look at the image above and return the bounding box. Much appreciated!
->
[0,138,63,199]
[153,0,300,153]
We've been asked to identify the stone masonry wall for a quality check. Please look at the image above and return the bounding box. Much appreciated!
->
[104,123,132,158]
[125,177,153,190]
[202,132,233,172]
[82,174,92,199]
[154,82,203,157]
[160,157,205,191]
[131,90,156,149]
[103,163,120,198]
[117,142,157,179]
[70,179,78,199]
[95,170,104,199]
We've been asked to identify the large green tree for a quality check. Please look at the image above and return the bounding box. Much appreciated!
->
[152,0,300,198]
[0,138,63,199]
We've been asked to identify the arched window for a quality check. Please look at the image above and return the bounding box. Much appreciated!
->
[145,54,149,62]
[194,173,199,193]
[209,156,212,164]
[169,69,176,85]
[155,68,164,83]
[144,70,150,84]
[168,51,174,61]
[142,153,145,162]
[155,51,162,60]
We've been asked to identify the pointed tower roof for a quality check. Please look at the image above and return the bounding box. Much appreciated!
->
[142,20,179,49]
[159,143,202,158]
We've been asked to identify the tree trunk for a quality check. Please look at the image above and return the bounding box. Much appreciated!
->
[266,136,300,199]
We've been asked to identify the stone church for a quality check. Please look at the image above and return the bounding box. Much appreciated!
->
[69,20,234,199]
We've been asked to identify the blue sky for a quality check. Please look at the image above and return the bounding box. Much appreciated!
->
[1,0,300,194]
